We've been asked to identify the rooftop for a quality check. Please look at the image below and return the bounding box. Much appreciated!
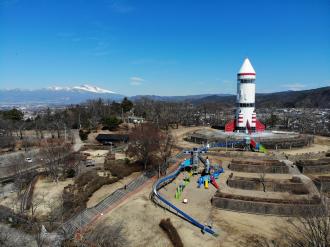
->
[238,58,256,75]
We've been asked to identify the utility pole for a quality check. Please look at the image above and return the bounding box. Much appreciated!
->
[78,112,81,129]
[64,124,67,142]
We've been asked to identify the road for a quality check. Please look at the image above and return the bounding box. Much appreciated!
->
[0,148,40,168]
[72,129,84,152]
[0,130,84,180]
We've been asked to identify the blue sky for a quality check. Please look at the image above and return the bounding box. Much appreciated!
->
[0,0,329,96]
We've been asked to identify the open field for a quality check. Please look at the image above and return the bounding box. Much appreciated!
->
[32,177,73,217]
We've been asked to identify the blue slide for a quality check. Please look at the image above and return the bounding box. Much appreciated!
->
[152,162,218,236]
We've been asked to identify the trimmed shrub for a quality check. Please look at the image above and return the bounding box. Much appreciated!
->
[159,218,183,247]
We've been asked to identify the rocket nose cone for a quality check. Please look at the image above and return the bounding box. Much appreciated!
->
[238,58,256,75]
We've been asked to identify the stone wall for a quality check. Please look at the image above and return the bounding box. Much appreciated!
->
[228,163,289,173]
[212,194,323,216]
[261,135,314,150]
[300,164,330,173]
[295,158,330,174]
[287,151,328,162]
[186,133,313,150]
[227,178,258,190]
[227,177,308,194]
[314,177,330,193]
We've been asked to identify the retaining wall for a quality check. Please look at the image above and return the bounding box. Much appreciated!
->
[227,178,308,194]
[261,135,313,149]
[212,196,323,216]
[295,158,330,174]
[228,163,289,173]
[300,164,330,174]
[187,133,313,150]
[314,177,330,193]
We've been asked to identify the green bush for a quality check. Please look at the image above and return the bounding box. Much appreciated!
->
[102,116,122,131]
[79,129,90,141]
[66,168,76,178]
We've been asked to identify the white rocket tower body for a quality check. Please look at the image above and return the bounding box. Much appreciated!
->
[236,58,256,131]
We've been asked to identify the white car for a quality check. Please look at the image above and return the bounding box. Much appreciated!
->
[25,158,33,163]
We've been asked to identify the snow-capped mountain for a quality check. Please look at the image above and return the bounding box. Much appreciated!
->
[0,84,124,106]
[48,84,116,94]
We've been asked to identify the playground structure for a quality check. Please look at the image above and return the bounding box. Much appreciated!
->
[197,156,223,190]
[151,137,267,236]
[244,136,267,153]
[152,147,223,236]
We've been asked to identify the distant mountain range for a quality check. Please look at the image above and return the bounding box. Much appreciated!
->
[129,94,231,102]
[191,86,330,108]
[0,84,329,108]
[0,84,124,106]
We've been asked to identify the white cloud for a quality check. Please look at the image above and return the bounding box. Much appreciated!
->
[110,1,134,13]
[282,83,306,91]
[130,76,144,86]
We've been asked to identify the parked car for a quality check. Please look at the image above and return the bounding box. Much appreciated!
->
[25,158,33,163]
[85,160,95,167]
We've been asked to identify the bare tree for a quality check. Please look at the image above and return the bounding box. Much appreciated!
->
[126,123,162,170]
[158,130,174,176]
[242,205,330,247]
[0,136,16,150]
[283,206,330,247]
[30,194,45,219]
[0,225,30,247]
[40,139,72,182]
[82,223,127,247]
[30,221,46,247]
[0,226,11,247]
[46,195,64,229]
[10,154,29,198]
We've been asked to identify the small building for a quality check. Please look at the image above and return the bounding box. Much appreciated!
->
[95,134,129,145]
[128,116,144,124]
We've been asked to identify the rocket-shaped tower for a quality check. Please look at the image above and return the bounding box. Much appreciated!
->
[225,58,265,132]
[236,58,256,131]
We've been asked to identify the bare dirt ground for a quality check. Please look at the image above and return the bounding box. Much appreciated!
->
[32,177,73,216]
[90,154,289,247]
[170,126,213,149]
[280,143,329,155]
[314,135,330,146]
[81,149,109,164]
[87,172,141,208]
[0,177,73,216]
[115,152,127,160]
[0,190,18,211]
